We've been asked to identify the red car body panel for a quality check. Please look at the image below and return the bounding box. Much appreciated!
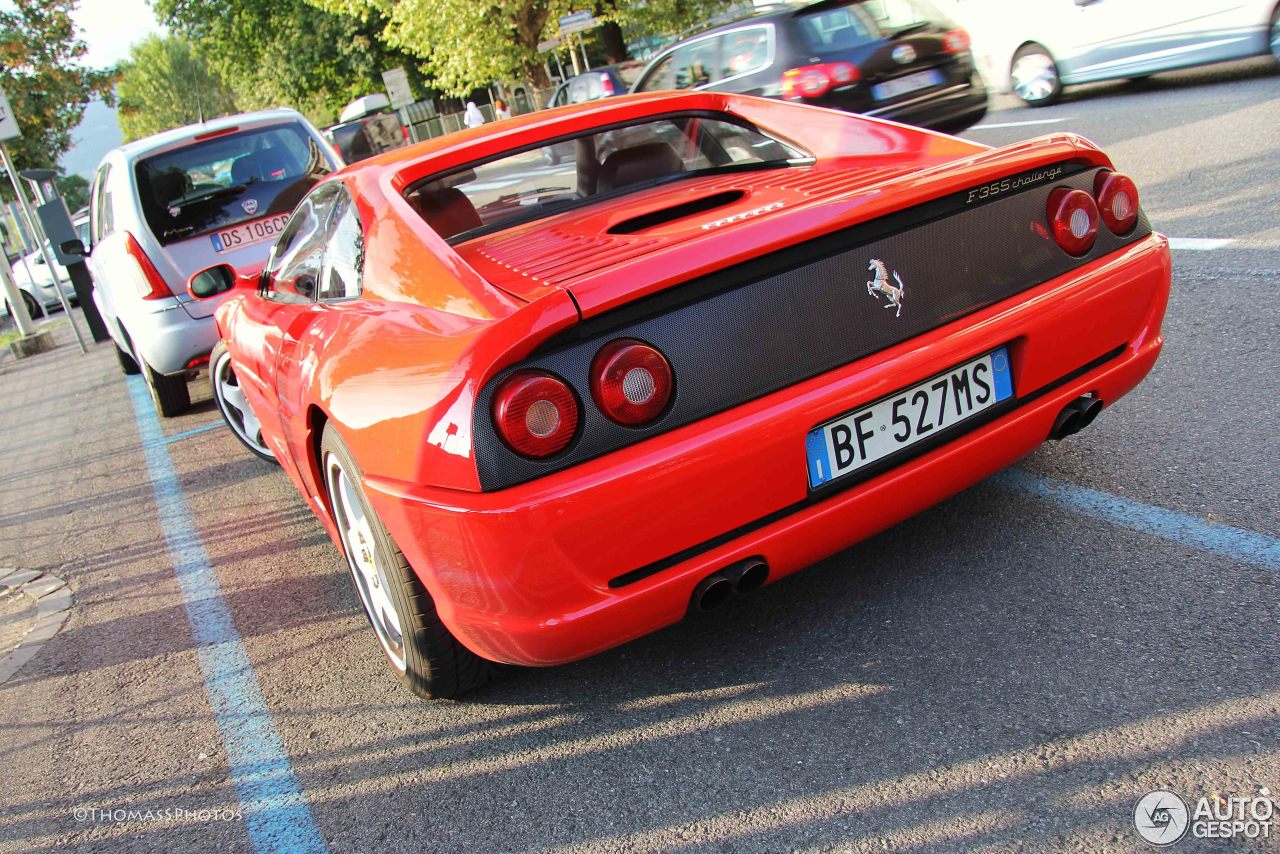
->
[213,91,1171,668]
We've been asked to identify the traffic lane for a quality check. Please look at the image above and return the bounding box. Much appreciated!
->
[0,333,252,853]
[163,416,1279,852]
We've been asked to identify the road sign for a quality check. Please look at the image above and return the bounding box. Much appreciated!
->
[381,67,414,110]
[559,15,602,35]
[558,10,591,29]
[537,36,565,54]
[0,88,21,142]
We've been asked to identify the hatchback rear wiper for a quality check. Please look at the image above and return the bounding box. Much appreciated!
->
[889,21,930,39]
[173,183,250,208]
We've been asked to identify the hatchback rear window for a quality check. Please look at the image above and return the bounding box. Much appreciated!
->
[797,0,943,53]
[405,116,807,242]
[135,123,331,246]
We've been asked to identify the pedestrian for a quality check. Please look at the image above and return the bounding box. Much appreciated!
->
[463,102,486,129]
[494,98,512,120]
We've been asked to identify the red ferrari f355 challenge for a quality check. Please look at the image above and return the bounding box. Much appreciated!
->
[192,91,1170,698]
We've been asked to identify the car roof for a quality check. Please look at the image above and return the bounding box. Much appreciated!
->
[109,108,312,163]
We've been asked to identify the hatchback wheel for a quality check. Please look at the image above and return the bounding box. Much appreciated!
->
[19,289,42,320]
[210,342,275,463]
[321,425,493,699]
[144,361,191,417]
[1011,44,1062,107]
[1270,6,1280,64]
[114,341,141,375]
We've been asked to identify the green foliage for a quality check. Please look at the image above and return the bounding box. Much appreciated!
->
[310,0,736,97]
[0,0,114,173]
[155,0,429,126]
[116,35,239,141]
[54,171,88,211]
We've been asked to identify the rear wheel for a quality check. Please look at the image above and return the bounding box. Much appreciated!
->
[321,425,493,700]
[210,342,275,463]
[144,361,191,417]
[114,341,141,375]
[1011,43,1062,107]
[1270,6,1279,65]
[20,289,42,320]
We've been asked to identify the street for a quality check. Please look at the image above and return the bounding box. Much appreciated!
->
[0,58,1277,853]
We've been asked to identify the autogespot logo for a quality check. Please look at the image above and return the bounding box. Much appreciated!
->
[1134,791,1190,846]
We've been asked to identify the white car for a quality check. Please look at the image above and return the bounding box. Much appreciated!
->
[937,0,1280,105]
[2,247,77,319]
[85,109,340,415]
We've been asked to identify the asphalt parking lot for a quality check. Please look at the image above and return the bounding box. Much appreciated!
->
[0,60,1277,853]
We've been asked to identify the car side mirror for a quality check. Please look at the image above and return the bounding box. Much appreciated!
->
[60,239,87,258]
[188,264,238,299]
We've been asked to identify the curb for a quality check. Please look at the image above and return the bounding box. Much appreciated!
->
[0,568,71,685]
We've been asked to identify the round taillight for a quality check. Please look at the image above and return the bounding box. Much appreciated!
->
[591,339,674,426]
[491,372,579,458]
[1046,187,1099,256]
[1094,170,1139,235]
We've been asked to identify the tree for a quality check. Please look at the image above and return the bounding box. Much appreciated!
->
[0,0,114,176]
[116,35,238,141]
[54,171,87,211]
[155,0,429,126]
[312,0,735,97]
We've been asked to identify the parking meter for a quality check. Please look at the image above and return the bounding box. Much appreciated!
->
[20,168,110,342]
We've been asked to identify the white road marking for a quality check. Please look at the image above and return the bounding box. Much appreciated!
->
[1167,238,1236,251]
[967,117,1073,130]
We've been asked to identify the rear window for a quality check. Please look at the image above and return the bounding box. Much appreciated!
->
[797,0,945,53]
[135,123,331,246]
[405,116,807,242]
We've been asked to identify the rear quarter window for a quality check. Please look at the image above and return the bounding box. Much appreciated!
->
[135,123,331,247]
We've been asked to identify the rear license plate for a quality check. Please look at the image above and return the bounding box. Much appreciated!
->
[872,68,944,101]
[210,214,289,254]
[806,347,1013,488]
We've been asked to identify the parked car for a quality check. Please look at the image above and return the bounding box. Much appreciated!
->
[195,90,1168,699]
[542,64,645,164]
[2,245,77,319]
[84,109,340,416]
[323,93,408,164]
[630,0,988,132]
[937,0,1280,106]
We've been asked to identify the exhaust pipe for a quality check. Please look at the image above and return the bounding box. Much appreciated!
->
[691,573,734,612]
[723,558,769,595]
[1049,395,1104,440]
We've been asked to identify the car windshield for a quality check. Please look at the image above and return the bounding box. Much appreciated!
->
[797,0,945,53]
[135,123,331,246]
[406,116,807,242]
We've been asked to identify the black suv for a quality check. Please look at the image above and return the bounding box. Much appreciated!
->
[631,0,987,133]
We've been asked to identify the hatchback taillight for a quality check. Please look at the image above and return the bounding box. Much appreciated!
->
[124,232,173,300]
[492,372,579,458]
[1046,188,1100,256]
[591,339,674,426]
[1093,170,1139,235]
[599,73,616,96]
[781,62,859,99]
[942,28,971,54]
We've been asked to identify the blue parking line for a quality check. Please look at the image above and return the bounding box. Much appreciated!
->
[125,376,327,854]
[158,421,225,446]
[995,468,1280,572]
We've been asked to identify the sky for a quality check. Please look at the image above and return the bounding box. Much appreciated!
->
[55,0,165,177]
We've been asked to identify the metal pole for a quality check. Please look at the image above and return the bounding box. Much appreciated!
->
[580,33,591,71]
[0,143,85,353]
[0,235,35,336]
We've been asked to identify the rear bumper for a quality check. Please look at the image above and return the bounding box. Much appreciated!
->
[365,234,1170,667]
[123,301,219,375]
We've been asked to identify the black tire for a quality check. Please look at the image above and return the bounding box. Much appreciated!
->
[320,425,494,700]
[20,289,43,320]
[114,341,141,375]
[1270,5,1280,65]
[1011,43,1062,107]
[144,361,191,417]
[210,341,276,464]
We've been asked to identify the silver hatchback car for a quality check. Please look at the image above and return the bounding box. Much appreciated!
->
[85,109,341,415]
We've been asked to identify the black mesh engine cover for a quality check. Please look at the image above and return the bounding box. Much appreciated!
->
[473,163,1151,491]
